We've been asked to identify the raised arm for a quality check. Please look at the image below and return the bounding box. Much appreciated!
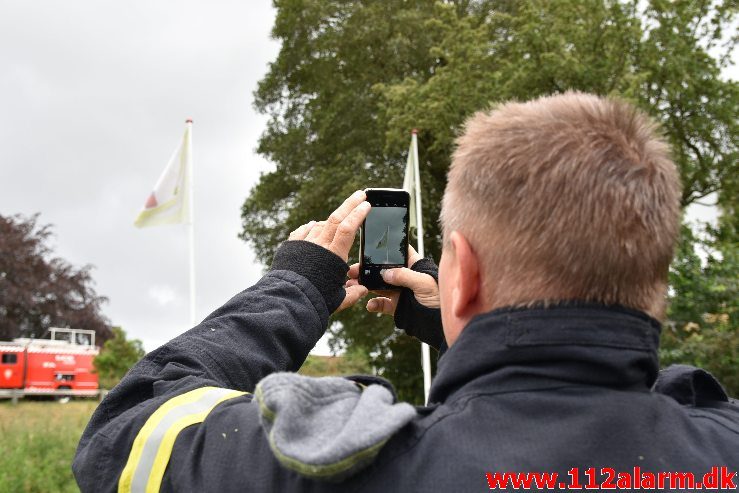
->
[74,192,371,492]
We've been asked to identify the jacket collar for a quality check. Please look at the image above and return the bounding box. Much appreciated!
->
[428,304,662,405]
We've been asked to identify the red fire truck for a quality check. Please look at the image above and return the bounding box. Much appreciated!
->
[0,328,99,398]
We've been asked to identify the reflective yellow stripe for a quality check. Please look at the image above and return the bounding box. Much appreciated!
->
[118,386,247,493]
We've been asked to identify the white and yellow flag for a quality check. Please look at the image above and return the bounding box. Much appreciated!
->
[402,130,421,243]
[134,121,192,228]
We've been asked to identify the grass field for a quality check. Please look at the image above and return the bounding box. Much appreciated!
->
[0,359,361,493]
[0,400,98,493]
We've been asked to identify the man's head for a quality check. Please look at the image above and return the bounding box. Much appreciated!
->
[438,92,681,345]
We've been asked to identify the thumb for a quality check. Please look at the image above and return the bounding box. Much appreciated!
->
[366,297,395,315]
[335,284,369,313]
[381,267,432,290]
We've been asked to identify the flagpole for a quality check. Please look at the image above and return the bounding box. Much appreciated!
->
[386,225,390,263]
[411,130,432,403]
[186,118,196,326]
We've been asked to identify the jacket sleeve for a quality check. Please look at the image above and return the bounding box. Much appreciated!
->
[73,241,349,492]
[393,257,445,351]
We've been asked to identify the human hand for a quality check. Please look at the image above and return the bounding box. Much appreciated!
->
[287,190,371,312]
[346,245,440,316]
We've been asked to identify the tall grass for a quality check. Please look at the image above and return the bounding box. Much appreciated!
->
[0,400,97,493]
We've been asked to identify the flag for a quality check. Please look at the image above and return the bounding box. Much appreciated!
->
[402,134,418,235]
[134,123,192,228]
[376,225,389,250]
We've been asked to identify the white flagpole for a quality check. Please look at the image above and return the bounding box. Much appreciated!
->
[186,118,197,326]
[411,130,432,403]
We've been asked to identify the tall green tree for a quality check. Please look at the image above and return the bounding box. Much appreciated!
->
[242,0,737,402]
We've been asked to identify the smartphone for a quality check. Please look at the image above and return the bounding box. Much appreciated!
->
[359,188,410,290]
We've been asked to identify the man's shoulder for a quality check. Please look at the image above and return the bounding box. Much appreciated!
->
[652,364,739,434]
[652,364,732,406]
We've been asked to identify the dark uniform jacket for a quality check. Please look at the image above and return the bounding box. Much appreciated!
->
[74,241,739,492]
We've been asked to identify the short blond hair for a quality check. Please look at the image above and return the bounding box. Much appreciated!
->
[441,92,681,319]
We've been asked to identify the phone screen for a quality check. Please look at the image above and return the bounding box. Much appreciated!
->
[363,206,408,265]
[360,189,409,290]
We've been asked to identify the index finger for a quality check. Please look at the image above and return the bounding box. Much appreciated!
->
[329,200,371,259]
[320,190,366,243]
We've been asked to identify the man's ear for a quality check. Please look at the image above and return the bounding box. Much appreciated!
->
[449,231,481,319]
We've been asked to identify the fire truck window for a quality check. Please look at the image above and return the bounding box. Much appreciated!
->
[1,354,17,364]
[75,333,92,346]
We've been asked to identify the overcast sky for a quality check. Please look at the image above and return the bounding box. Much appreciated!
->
[0,1,315,352]
[0,2,731,353]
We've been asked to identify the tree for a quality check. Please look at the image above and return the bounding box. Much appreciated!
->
[242,0,737,402]
[662,208,738,396]
[0,213,112,343]
[299,348,372,376]
[93,327,145,389]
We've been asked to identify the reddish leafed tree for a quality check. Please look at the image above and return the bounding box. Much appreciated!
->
[0,213,112,344]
